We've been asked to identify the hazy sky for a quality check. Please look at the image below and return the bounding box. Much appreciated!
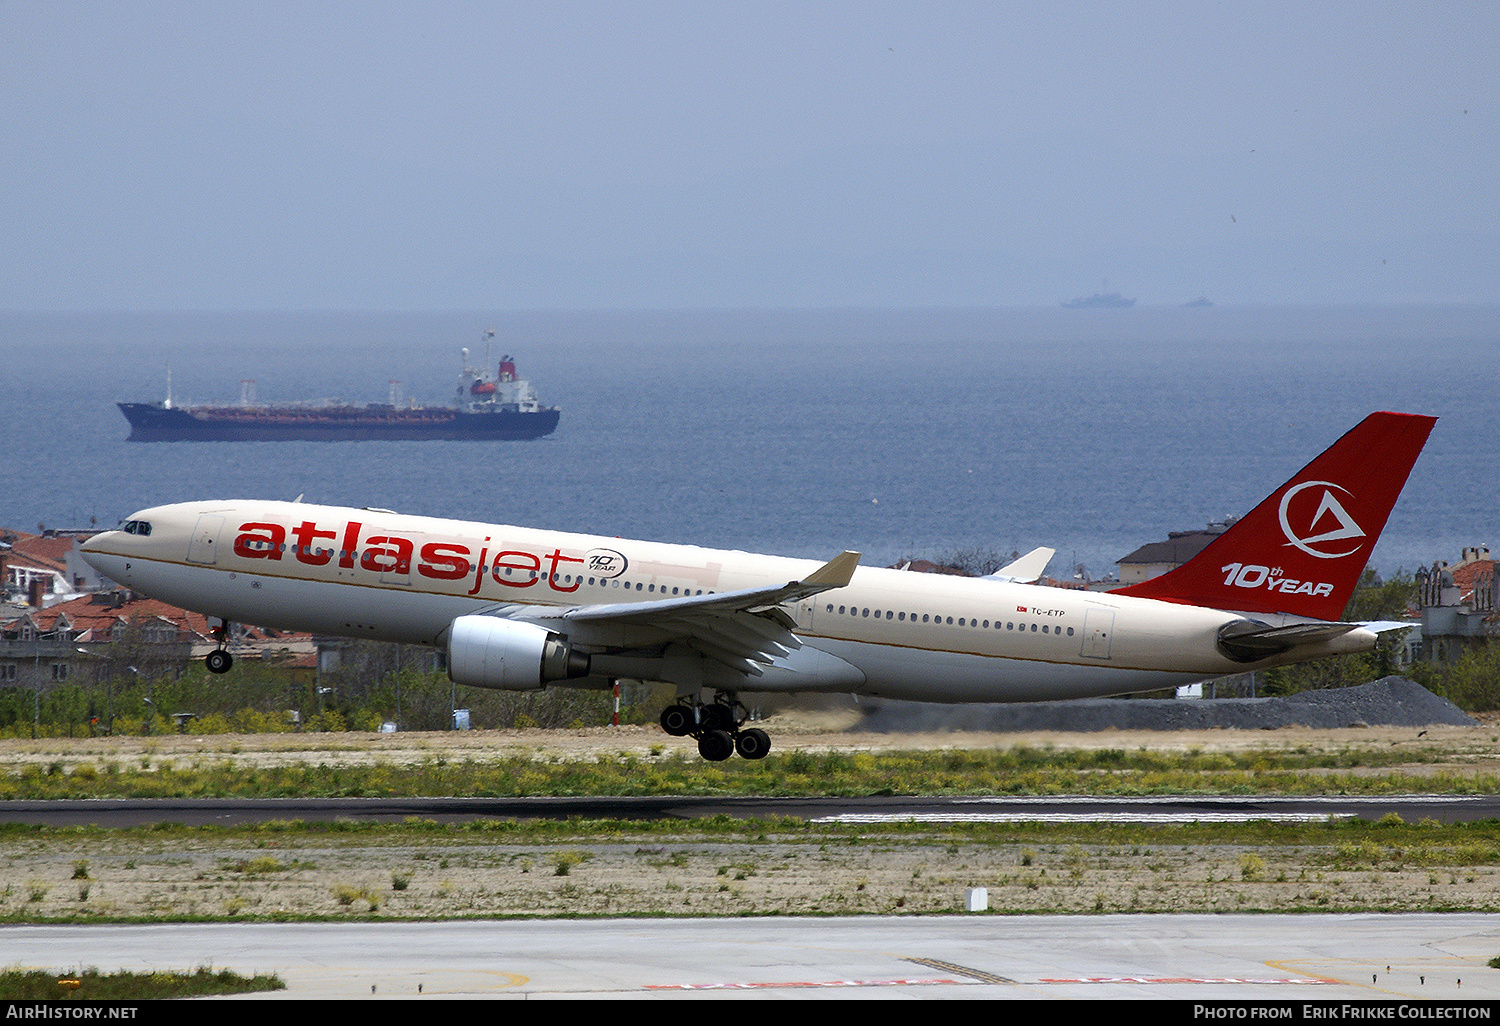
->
[5,2,1496,310]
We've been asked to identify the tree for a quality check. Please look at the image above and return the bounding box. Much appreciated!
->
[1433,641,1500,712]
[1341,568,1418,622]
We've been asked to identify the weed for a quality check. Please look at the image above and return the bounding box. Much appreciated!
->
[332,884,378,910]
[552,851,588,876]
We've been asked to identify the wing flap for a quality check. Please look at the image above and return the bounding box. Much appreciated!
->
[679,617,800,659]
[654,616,790,662]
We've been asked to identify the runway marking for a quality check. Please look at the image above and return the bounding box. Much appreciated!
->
[645,977,961,990]
[1038,976,1329,985]
[649,972,1331,989]
[815,812,1353,823]
[814,795,1372,824]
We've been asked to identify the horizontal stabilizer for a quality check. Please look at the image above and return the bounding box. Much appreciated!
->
[1359,620,1415,635]
[1216,619,1364,662]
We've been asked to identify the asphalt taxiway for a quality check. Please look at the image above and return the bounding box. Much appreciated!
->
[5,793,1500,827]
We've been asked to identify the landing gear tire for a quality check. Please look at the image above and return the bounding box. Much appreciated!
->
[702,702,736,731]
[697,729,735,762]
[205,649,233,675]
[659,704,694,737]
[660,694,774,760]
[735,727,771,760]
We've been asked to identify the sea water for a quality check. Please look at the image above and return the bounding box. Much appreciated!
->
[1,305,1494,582]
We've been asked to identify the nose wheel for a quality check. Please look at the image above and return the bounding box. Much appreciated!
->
[205,621,234,674]
[658,693,771,761]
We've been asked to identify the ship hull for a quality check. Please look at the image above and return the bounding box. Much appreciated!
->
[1061,295,1135,309]
[118,403,560,442]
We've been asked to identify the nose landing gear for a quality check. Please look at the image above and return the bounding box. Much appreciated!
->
[205,621,234,675]
[658,693,770,761]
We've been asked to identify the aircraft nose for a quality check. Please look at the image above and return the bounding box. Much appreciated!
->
[81,527,120,551]
[80,541,108,573]
[80,530,127,577]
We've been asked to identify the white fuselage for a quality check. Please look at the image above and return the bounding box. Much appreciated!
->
[80,500,1376,703]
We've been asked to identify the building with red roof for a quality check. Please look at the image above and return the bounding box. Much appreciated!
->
[1418,545,1498,664]
[1,588,316,694]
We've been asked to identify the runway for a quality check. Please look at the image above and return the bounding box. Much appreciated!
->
[7,914,1499,1000]
[3,793,1499,827]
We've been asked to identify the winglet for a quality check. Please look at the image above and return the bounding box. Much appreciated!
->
[798,550,861,592]
[984,546,1055,583]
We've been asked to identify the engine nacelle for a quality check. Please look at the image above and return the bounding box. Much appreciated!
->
[446,615,591,691]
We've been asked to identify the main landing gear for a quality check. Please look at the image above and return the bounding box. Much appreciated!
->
[659,693,770,762]
[205,621,234,675]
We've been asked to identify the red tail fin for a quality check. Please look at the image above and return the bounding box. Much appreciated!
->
[1114,412,1436,621]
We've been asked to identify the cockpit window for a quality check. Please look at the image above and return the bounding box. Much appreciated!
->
[122,520,152,536]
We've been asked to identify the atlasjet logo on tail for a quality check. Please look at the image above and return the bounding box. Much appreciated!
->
[1278,481,1366,559]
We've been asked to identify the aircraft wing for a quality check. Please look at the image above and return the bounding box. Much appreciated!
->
[983,546,1056,583]
[485,550,861,677]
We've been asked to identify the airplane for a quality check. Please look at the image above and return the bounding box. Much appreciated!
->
[79,411,1436,761]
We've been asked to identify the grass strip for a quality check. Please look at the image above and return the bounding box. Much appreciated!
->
[0,965,284,999]
[5,745,1500,799]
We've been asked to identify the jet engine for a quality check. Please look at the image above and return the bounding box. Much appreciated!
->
[446,615,591,690]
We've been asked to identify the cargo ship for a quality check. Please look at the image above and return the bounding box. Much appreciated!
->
[1060,291,1136,309]
[118,338,560,442]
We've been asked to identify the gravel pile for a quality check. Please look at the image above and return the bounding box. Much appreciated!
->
[855,676,1479,733]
